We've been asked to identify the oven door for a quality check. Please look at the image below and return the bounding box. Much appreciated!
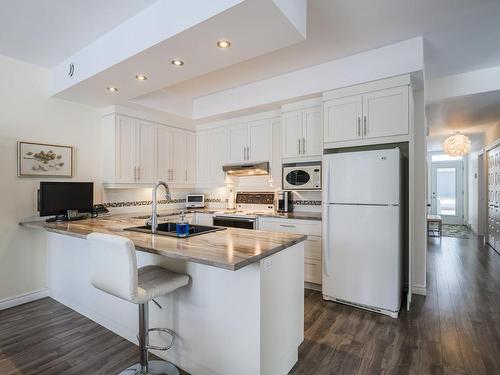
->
[213,216,255,229]
[283,167,313,189]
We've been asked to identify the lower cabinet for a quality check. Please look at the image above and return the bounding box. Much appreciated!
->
[194,212,214,226]
[258,217,322,285]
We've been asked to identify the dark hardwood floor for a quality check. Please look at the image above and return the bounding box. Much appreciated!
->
[1,234,499,374]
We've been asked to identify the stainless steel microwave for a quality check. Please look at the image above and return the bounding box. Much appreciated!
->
[282,162,321,190]
[185,194,205,208]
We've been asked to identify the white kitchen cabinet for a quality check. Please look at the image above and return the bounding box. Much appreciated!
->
[227,124,248,163]
[157,127,196,186]
[197,128,227,186]
[258,217,322,286]
[113,116,156,184]
[282,106,322,159]
[323,95,362,143]
[227,120,271,163]
[362,86,409,139]
[195,212,214,226]
[323,77,410,148]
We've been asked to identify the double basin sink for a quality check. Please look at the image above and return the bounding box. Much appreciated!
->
[124,222,226,238]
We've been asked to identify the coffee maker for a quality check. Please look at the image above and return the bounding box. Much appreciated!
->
[277,191,293,212]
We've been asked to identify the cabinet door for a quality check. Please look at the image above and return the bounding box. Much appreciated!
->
[248,120,271,162]
[196,132,210,184]
[210,128,227,184]
[115,116,137,183]
[186,132,196,184]
[137,121,157,183]
[303,107,322,157]
[323,95,362,143]
[282,111,302,158]
[171,128,188,183]
[157,126,172,182]
[227,124,248,163]
[362,86,409,139]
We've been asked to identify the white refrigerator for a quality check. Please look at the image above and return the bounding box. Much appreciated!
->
[322,148,402,318]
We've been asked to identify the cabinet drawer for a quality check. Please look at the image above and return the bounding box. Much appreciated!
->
[258,218,321,236]
[304,258,321,285]
[304,236,322,260]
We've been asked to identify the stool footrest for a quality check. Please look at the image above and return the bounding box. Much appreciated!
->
[146,327,176,351]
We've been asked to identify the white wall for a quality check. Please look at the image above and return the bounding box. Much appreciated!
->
[0,55,102,303]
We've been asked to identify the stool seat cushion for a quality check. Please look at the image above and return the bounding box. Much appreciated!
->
[135,265,190,304]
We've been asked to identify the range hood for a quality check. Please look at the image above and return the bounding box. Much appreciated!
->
[222,162,270,176]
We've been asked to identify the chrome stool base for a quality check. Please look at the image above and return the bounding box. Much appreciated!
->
[120,360,180,375]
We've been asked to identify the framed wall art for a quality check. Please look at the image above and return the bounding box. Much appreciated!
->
[18,141,73,177]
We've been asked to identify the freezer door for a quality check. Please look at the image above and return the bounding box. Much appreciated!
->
[322,204,402,312]
[324,148,400,205]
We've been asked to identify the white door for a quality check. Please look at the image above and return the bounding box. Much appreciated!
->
[323,204,401,312]
[431,161,464,224]
[362,86,409,139]
[137,121,157,183]
[157,126,172,182]
[248,120,270,162]
[227,124,248,163]
[282,111,302,158]
[196,132,211,184]
[323,95,362,143]
[210,128,227,184]
[115,116,137,183]
[302,107,322,157]
[325,149,400,205]
[171,128,188,183]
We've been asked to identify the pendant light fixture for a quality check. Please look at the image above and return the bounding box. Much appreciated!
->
[443,132,471,157]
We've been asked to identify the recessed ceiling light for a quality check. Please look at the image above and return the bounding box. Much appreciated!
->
[217,40,231,49]
[135,74,148,81]
[171,59,184,66]
[107,87,118,92]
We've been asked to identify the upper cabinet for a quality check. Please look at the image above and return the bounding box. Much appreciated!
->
[197,127,227,186]
[282,103,322,160]
[102,113,195,186]
[323,76,411,149]
[158,127,196,186]
[227,120,271,163]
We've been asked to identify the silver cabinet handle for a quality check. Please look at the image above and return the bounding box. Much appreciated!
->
[363,116,367,136]
[134,167,137,182]
[302,138,306,154]
[243,147,246,161]
[185,169,188,182]
[247,146,250,161]
[298,139,301,154]
[137,166,140,181]
[279,224,296,228]
[357,117,361,136]
[171,169,174,181]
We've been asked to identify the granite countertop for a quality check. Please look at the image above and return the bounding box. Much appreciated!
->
[20,216,306,271]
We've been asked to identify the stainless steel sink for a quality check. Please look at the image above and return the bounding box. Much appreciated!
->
[124,222,226,237]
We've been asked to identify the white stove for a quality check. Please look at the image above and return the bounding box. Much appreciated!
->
[213,192,275,229]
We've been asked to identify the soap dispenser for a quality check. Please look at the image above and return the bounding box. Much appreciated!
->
[176,210,190,238]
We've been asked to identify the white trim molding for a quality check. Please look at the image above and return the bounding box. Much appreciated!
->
[412,285,427,296]
[0,288,49,311]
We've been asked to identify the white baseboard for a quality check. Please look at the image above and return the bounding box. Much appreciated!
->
[304,282,321,291]
[412,285,427,296]
[0,288,49,310]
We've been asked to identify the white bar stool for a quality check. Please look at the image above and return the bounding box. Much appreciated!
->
[88,233,189,375]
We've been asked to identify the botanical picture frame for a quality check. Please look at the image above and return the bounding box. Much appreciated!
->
[17,141,73,177]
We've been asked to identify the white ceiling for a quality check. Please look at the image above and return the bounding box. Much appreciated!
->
[132,0,500,117]
[1,0,500,121]
[0,0,157,68]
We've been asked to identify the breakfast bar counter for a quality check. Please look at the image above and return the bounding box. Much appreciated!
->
[20,215,306,270]
[20,215,306,375]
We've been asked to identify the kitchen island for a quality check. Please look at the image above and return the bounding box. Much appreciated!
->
[20,216,306,375]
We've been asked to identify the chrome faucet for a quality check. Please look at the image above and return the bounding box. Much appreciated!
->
[148,181,171,234]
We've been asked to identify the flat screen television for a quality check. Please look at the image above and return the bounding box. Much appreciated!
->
[38,182,93,219]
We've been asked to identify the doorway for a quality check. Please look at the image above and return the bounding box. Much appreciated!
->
[430,155,464,224]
